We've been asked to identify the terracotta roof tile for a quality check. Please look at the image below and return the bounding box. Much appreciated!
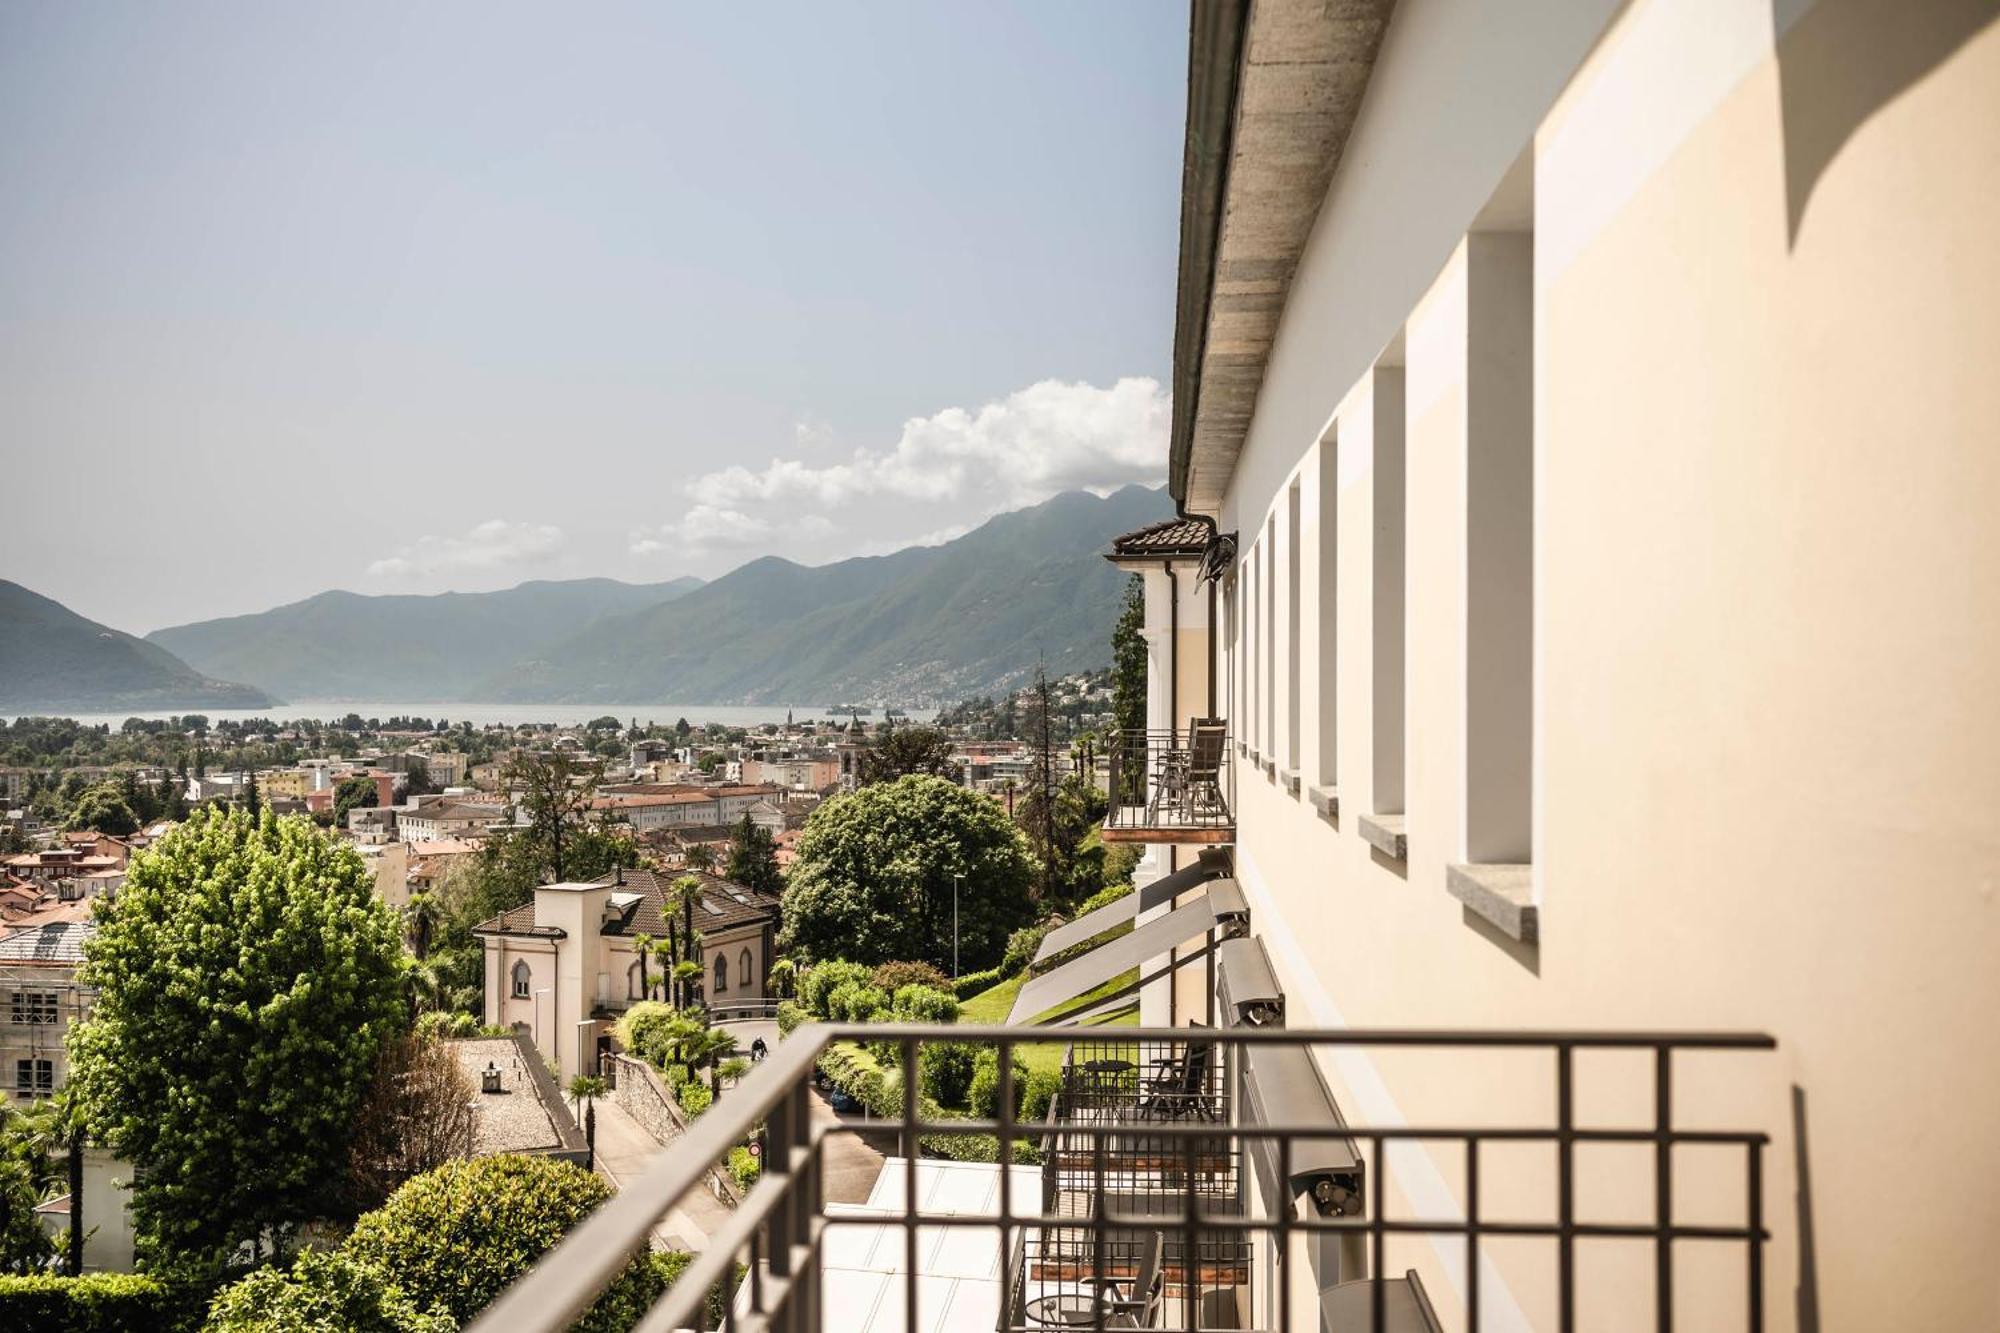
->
[1108,517,1211,559]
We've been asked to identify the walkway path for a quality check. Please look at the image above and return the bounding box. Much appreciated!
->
[583,1093,734,1252]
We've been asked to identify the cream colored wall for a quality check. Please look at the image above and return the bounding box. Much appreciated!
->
[1210,2,2000,1328]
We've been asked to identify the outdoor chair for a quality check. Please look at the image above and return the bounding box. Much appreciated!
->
[1136,1030,1218,1121]
[1149,717,1227,824]
[1080,1231,1165,1328]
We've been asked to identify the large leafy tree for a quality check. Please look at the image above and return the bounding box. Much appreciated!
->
[724,814,783,895]
[67,808,410,1263]
[65,782,139,837]
[504,751,603,882]
[856,726,963,786]
[780,774,1035,972]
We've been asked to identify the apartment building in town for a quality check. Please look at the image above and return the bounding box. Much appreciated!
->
[472,3,2000,1329]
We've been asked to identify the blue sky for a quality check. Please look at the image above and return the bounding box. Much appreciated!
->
[0,2,1185,631]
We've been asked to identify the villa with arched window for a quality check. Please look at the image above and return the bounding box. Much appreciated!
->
[474,867,783,1081]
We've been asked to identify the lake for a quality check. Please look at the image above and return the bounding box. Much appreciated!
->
[19,701,938,730]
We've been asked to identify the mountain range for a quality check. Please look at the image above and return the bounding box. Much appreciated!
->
[137,484,1172,706]
[0,580,275,713]
[148,577,704,701]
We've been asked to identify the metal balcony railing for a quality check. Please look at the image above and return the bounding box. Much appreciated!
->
[466,1024,1776,1333]
[1103,725,1234,842]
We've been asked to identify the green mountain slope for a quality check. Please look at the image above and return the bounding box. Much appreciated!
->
[478,485,1174,705]
[148,576,702,701]
[0,581,276,712]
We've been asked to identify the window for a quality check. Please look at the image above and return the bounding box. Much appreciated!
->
[1264,518,1277,757]
[739,948,753,993]
[511,960,531,999]
[1316,428,1340,789]
[1286,479,1303,774]
[1463,227,1534,864]
[713,953,729,993]
[1371,364,1407,814]
[10,992,58,1025]
[15,1059,52,1098]
[628,961,645,1000]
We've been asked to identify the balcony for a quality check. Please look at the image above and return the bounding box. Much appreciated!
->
[1103,725,1234,844]
[468,1023,1776,1333]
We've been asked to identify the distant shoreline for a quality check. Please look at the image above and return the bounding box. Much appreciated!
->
[6,700,940,729]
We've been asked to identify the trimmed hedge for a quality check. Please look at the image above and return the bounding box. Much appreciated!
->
[0,1273,180,1333]
[775,1001,812,1037]
[950,966,1006,1000]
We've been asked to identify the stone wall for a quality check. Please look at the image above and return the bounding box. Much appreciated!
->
[607,1053,743,1206]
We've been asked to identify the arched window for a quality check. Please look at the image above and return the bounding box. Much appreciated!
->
[713,952,729,993]
[511,960,531,999]
[628,960,645,1000]
[739,948,754,993]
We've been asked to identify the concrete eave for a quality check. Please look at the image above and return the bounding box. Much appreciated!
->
[1169,0,1396,513]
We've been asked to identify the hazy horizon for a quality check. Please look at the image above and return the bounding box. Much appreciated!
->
[2,3,1185,633]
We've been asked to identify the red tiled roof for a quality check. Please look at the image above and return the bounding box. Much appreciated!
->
[1108,517,1211,559]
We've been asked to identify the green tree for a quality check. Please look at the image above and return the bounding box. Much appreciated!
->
[241,768,261,821]
[503,751,602,882]
[64,783,139,837]
[780,775,1036,972]
[724,815,783,895]
[333,773,379,828]
[203,1248,453,1333]
[856,726,962,786]
[0,1101,62,1273]
[67,808,410,1263]
[1111,574,1146,735]
[343,1155,663,1330]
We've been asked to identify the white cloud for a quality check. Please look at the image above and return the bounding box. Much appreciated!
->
[686,376,1168,513]
[630,505,832,556]
[366,519,565,578]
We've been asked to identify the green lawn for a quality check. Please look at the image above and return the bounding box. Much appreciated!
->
[959,964,1139,1079]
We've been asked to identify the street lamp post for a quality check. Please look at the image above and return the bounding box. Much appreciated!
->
[953,874,962,979]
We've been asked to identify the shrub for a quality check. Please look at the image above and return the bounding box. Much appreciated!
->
[775,1001,812,1037]
[917,1132,1044,1166]
[918,1041,979,1109]
[1021,1067,1064,1123]
[817,1042,901,1119]
[869,961,949,994]
[825,981,889,1025]
[412,1010,477,1040]
[950,966,1007,1000]
[343,1155,654,1331]
[726,1146,761,1193]
[967,1048,1033,1121]
[614,1001,680,1064]
[0,1273,177,1333]
[798,962,871,1019]
[1001,922,1052,974]
[676,1079,713,1120]
[765,958,797,999]
[889,984,960,1025]
[203,1249,451,1333]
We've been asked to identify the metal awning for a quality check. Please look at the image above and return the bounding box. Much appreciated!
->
[1319,1272,1444,1333]
[1032,849,1232,966]
[1007,888,1246,1025]
[1239,1035,1364,1217]
[1215,934,1283,1027]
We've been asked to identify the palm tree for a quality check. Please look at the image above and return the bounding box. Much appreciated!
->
[632,932,654,1000]
[566,1075,608,1172]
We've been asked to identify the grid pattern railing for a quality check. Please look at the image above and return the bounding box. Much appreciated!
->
[1103,726,1234,836]
[465,1024,1776,1333]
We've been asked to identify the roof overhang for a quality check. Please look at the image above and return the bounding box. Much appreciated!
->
[1169,0,1396,512]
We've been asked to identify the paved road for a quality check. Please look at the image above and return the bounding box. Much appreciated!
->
[723,1013,885,1204]
[583,1093,734,1251]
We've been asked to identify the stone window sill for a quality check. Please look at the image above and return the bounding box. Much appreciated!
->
[1307,784,1338,821]
[1357,813,1406,861]
[1281,767,1300,795]
[1446,863,1538,944]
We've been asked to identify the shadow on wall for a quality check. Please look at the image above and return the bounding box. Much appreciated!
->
[1772,0,2000,246]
